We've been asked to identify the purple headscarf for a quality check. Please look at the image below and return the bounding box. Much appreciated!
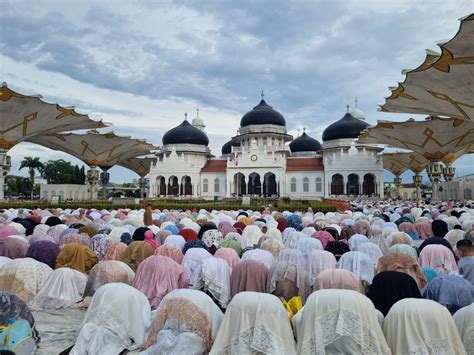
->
[26,241,61,268]
[0,237,29,258]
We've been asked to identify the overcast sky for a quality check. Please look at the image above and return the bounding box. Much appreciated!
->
[1,0,473,183]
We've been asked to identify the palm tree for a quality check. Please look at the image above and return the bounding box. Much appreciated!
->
[19,156,44,199]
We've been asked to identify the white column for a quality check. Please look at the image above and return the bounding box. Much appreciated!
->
[227,179,231,198]
[0,176,4,200]
[0,150,11,200]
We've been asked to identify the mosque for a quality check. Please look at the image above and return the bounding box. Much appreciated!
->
[148,95,385,199]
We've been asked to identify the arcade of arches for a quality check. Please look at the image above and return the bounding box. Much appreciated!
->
[331,173,377,196]
[232,172,278,197]
[155,175,193,196]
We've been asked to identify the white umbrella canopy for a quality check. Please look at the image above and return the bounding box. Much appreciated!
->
[0,83,107,150]
[380,14,474,122]
[118,157,155,178]
[382,152,429,175]
[27,131,156,169]
[358,117,474,165]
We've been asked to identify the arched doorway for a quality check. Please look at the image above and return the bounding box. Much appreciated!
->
[363,173,376,196]
[234,173,246,196]
[181,176,192,196]
[168,176,179,195]
[248,172,261,196]
[157,176,166,196]
[346,174,359,195]
[263,172,277,196]
[331,174,343,195]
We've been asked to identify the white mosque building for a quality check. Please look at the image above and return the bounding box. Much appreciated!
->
[148,96,384,199]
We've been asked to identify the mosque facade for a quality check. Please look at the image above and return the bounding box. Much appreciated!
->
[148,97,385,199]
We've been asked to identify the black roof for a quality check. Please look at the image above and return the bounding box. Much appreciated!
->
[221,138,240,155]
[240,99,286,127]
[289,132,322,153]
[162,120,209,146]
[322,112,370,141]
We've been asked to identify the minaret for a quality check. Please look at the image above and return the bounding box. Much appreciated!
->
[192,107,206,131]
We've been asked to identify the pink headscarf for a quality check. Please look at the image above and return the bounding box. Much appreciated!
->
[399,222,415,234]
[154,245,183,264]
[414,220,433,240]
[144,230,158,251]
[214,247,240,268]
[0,237,29,258]
[132,255,189,309]
[418,244,458,275]
[314,268,364,293]
[0,227,19,239]
[311,231,335,248]
[230,260,268,298]
[104,242,128,261]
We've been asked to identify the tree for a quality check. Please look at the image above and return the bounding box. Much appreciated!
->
[5,175,32,198]
[19,157,43,199]
[41,159,86,184]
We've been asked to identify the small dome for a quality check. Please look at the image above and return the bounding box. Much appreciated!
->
[240,99,286,127]
[350,108,365,120]
[221,139,240,155]
[322,111,370,142]
[192,117,204,126]
[162,120,209,146]
[289,132,322,153]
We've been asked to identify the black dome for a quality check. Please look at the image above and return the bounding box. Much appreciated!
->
[240,99,286,127]
[221,139,240,155]
[289,132,322,153]
[162,120,209,146]
[322,112,370,141]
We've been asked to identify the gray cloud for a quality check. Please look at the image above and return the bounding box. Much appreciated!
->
[1,0,473,183]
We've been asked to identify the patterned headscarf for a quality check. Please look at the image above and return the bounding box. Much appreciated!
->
[90,234,112,261]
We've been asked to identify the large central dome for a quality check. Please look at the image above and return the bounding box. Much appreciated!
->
[240,99,286,127]
[322,111,370,142]
[162,120,209,146]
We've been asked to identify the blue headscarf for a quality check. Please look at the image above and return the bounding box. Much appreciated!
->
[120,232,132,245]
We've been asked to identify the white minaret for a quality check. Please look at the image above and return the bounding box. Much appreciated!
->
[192,107,206,131]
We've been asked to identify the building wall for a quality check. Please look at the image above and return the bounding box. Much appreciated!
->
[149,148,209,197]
[200,172,227,199]
[323,140,384,198]
[440,179,474,201]
[147,137,385,199]
[40,184,90,201]
[285,171,325,199]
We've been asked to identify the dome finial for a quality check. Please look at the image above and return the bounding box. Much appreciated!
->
[261,90,264,100]
[184,112,188,121]
[303,127,306,133]
[354,96,358,108]
[196,107,199,117]
[346,104,350,113]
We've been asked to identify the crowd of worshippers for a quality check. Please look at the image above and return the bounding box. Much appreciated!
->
[0,201,473,354]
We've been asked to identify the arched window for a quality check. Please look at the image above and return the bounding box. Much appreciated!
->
[303,177,309,192]
[214,178,220,193]
[290,178,297,193]
[203,178,209,193]
[316,177,322,192]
